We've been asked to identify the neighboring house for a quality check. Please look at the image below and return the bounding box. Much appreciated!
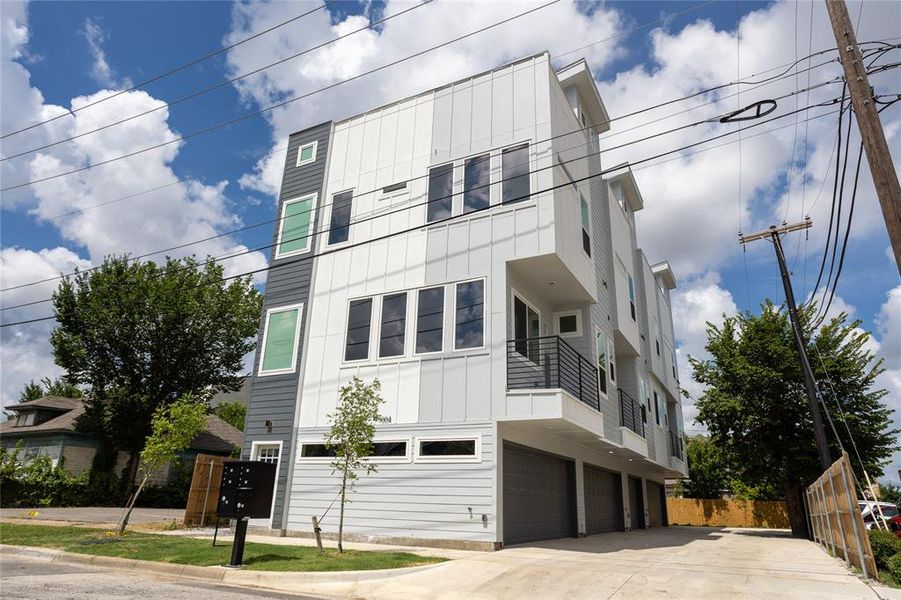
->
[241,52,688,549]
[0,396,242,483]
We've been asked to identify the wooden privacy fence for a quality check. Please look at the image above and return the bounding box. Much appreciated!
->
[667,498,790,528]
[183,453,226,527]
[805,451,877,579]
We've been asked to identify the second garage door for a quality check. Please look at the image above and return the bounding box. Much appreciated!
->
[647,480,667,527]
[583,464,623,534]
[503,443,576,545]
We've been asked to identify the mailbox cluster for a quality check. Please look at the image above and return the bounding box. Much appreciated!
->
[217,461,277,519]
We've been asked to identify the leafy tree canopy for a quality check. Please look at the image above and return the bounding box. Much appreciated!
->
[682,436,729,499]
[690,301,898,535]
[18,377,84,403]
[213,400,247,431]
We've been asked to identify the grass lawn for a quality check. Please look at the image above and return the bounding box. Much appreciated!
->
[0,522,445,572]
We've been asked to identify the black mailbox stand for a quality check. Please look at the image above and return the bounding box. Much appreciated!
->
[229,517,249,567]
[216,460,277,568]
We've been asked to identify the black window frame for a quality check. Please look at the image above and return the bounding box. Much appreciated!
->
[417,439,478,460]
[300,441,408,459]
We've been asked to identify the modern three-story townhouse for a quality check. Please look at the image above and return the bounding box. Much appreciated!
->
[241,51,688,550]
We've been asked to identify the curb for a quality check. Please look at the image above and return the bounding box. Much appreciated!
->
[0,543,449,592]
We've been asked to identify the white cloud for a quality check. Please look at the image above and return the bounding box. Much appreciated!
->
[875,285,901,485]
[81,17,115,88]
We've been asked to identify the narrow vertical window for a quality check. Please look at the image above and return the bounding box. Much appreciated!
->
[276,195,315,257]
[427,164,453,223]
[595,329,608,395]
[259,305,302,375]
[607,338,616,382]
[580,195,591,256]
[296,141,317,166]
[415,287,444,353]
[345,298,372,361]
[379,293,407,358]
[455,280,484,349]
[502,144,530,204]
[513,296,540,361]
[628,275,636,321]
[328,191,353,245]
[654,391,662,426]
[463,154,490,213]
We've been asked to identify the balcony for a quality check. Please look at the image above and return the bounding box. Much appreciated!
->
[506,336,600,411]
[619,389,645,438]
[669,430,684,460]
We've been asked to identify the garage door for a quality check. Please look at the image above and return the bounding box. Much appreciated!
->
[584,464,623,534]
[503,443,576,545]
[647,480,667,527]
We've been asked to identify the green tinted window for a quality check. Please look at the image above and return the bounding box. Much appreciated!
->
[298,143,315,164]
[278,197,313,255]
[261,308,300,372]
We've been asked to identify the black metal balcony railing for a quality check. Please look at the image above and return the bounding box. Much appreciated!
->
[506,336,600,411]
[669,430,684,461]
[619,389,645,438]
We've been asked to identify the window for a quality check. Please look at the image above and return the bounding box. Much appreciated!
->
[513,295,540,361]
[427,163,453,223]
[656,339,660,356]
[300,441,408,459]
[628,275,636,321]
[463,154,490,213]
[15,412,36,427]
[253,444,280,464]
[595,329,608,395]
[296,141,317,166]
[416,438,480,462]
[454,280,484,349]
[276,194,316,257]
[611,181,626,214]
[328,190,353,245]
[416,287,445,353]
[555,311,581,338]
[259,304,303,375]
[345,298,373,361]
[502,144,530,204]
[580,195,591,256]
[654,391,663,426]
[608,338,616,382]
[382,182,407,194]
[672,350,678,379]
[379,292,407,358]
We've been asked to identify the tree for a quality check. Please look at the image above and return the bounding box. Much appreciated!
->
[213,401,247,431]
[879,483,901,506]
[682,436,729,499]
[690,301,898,537]
[324,377,386,553]
[18,377,84,403]
[18,381,43,403]
[50,255,262,498]
[116,395,207,534]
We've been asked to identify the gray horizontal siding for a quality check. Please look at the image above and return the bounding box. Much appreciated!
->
[242,121,332,530]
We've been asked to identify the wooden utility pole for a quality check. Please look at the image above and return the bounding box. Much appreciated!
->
[740,219,832,470]
[824,0,901,276]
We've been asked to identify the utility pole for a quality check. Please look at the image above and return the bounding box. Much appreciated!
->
[824,0,901,276]
[740,219,832,471]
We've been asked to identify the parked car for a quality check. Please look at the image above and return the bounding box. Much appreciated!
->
[887,514,901,538]
[859,501,900,530]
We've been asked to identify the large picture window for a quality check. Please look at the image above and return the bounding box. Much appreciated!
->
[416,287,445,353]
[328,191,353,245]
[259,304,303,375]
[454,280,484,349]
[276,194,315,257]
[379,292,407,358]
[345,298,373,361]
[463,154,490,213]
[502,144,530,204]
[427,164,453,223]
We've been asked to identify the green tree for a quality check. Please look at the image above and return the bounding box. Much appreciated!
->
[18,381,44,403]
[690,301,898,536]
[324,377,386,553]
[213,401,247,431]
[682,436,729,499]
[878,482,901,505]
[116,395,207,534]
[17,377,83,403]
[50,255,262,498]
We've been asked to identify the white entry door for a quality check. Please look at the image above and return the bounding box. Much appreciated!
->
[249,441,282,528]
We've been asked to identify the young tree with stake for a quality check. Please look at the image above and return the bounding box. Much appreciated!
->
[324,377,386,553]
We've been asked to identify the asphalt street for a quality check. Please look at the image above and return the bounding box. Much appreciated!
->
[0,556,319,599]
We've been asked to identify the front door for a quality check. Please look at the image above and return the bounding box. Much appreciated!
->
[249,441,281,528]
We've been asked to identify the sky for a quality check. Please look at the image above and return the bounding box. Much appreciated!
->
[0,0,899,483]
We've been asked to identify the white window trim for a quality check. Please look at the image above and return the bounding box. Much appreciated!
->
[257,303,304,376]
[275,193,317,259]
[413,285,446,356]
[296,438,411,464]
[378,291,409,359]
[343,297,375,364]
[249,440,283,528]
[295,140,318,167]
[414,434,482,464]
[452,278,487,351]
[326,189,354,248]
[554,310,582,339]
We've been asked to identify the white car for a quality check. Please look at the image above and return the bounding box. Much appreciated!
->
[858,501,900,529]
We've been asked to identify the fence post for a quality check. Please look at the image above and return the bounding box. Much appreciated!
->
[803,488,813,542]
[827,470,850,565]
[200,459,214,527]
[819,479,836,556]
[838,458,870,579]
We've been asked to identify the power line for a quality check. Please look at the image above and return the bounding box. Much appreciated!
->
[0,4,328,139]
[0,0,561,191]
[0,95,847,327]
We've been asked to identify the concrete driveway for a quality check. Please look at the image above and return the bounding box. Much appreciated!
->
[1,507,183,527]
[280,527,879,599]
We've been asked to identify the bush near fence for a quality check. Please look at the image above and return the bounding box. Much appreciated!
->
[667,497,791,528]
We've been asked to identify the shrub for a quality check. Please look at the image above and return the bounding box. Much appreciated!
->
[0,445,92,508]
[886,553,901,585]
[869,529,901,570]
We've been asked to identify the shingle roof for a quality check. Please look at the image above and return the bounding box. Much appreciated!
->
[191,415,243,454]
[6,396,83,412]
[0,402,86,436]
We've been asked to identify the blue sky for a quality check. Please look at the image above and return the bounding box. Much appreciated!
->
[1,0,899,482]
